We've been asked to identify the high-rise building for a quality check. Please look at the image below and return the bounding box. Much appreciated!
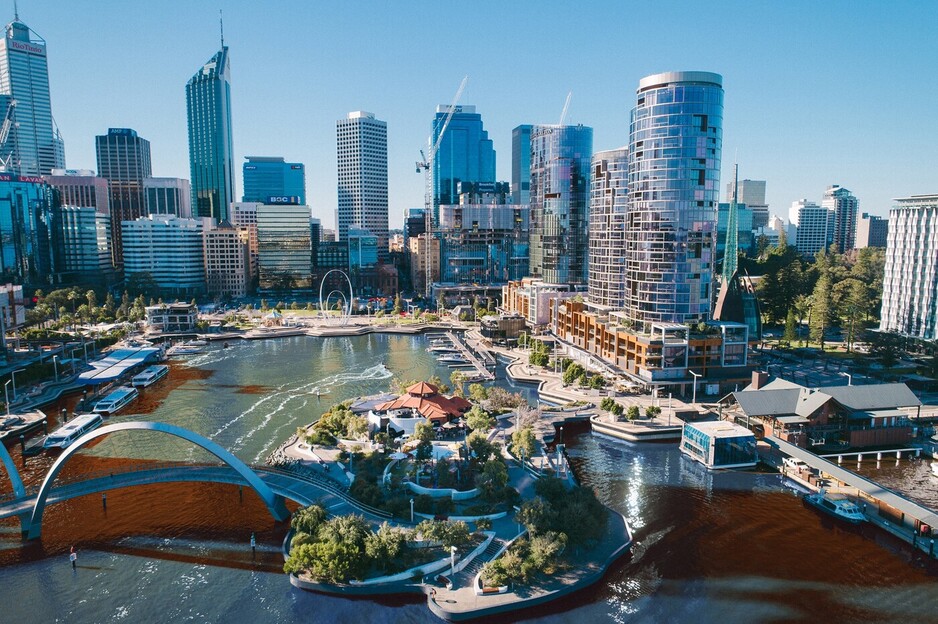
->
[229,201,259,281]
[511,125,533,205]
[203,220,252,298]
[789,199,833,257]
[186,45,234,222]
[432,105,495,223]
[0,16,64,175]
[53,206,113,284]
[403,207,426,246]
[0,174,57,284]
[44,170,109,214]
[121,214,207,297]
[336,112,388,260]
[587,148,628,309]
[438,183,528,285]
[855,212,888,248]
[726,179,768,229]
[528,124,592,287]
[408,235,440,296]
[822,184,858,252]
[348,226,378,270]
[880,195,938,339]
[144,177,192,218]
[242,156,305,205]
[96,128,152,267]
[624,71,723,330]
[256,202,312,291]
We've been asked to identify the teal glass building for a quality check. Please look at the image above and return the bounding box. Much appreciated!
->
[0,174,57,284]
[431,105,495,224]
[186,46,235,223]
[243,156,305,205]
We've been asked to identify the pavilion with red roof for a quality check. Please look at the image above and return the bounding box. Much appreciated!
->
[375,382,472,424]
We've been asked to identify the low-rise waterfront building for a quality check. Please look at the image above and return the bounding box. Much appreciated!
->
[368,382,472,435]
[680,421,757,469]
[501,278,576,329]
[145,302,197,332]
[479,314,526,346]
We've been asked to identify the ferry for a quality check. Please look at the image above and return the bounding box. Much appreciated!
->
[93,386,139,415]
[43,413,104,450]
[131,364,169,388]
[803,489,867,524]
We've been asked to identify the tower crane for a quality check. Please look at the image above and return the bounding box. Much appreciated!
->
[558,91,572,126]
[415,75,468,300]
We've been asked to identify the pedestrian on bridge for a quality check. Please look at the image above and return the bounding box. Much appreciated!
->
[251,532,256,554]
[69,546,77,569]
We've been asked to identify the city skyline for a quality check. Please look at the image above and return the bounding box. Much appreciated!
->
[27,0,938,230]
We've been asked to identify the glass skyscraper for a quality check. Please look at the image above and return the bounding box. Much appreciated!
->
[511,125,532,205]
[336,112,388,260]
[625,71,723,330]
[96,128,151,268]
[0,174,57,284]
[243,156,306,205]
[528,124,592,286]
[0,17,65,175]
[431,105,495,223]
[186,46,234,223]
[588,147,629,308]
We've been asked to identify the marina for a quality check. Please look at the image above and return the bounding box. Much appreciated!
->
[0,410,47,444]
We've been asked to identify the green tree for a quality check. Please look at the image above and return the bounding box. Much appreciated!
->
[450,371,466,398]
[468,383,489,403]
[783,308,798,344]
[562,363,585,385]
[476,459,509,501]
[291,504,327,536]
[600,397,617,412]
[626,405,640,421]
[466,430,497,466]
[466,405,495,432]
[427,374,450,393]
[510,426,536,460]
[809,273,833,349]
[392,293,403,315]
[364,522,410,573]
[645,405,661,419]
[414,421,435,463]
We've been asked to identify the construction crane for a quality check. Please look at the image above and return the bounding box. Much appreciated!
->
[0,99,17,173]
[558,91,572,126]
[415,75,468,300]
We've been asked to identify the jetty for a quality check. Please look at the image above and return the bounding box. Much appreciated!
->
[445,332,494,381]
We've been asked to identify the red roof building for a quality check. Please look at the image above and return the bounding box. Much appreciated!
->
[375,382,472,423]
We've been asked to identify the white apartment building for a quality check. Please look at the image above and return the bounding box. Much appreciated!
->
[336,111,389,260]
[880,195,938,339]
[789,199,834,256]
[122,214,208,297]
[203,221,253,299]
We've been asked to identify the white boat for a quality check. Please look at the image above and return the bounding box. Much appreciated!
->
[43,414,104,449]
[187,339,208,346]
[166,342,204,356]
[429,345,459,353]
[803,489,867,524]
[931,462,938,477]
[131,364,169,388]
[437,354,469,364]
[93,386,139,415]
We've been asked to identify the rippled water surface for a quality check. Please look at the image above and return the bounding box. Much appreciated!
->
[1,335,936,623]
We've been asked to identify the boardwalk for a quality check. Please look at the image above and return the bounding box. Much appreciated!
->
[445,332,494,381]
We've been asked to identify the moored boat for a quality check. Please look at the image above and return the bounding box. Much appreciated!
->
[931,462,938,477]
[166,342,204,356]
[43,413,104,450]
[803,489,867,524]
[131,364,169,388]
[93,386,139,415]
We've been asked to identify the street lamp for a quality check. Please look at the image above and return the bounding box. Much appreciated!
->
[410,498,414,523]
[689,370,701,406]
[450,545,457,576]
[53,355,59,382]
[3,379,12,415]
[840,371,852,386]
[10,368,24,401]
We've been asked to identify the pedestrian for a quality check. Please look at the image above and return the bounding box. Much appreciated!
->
[250,532,256,553]
[69,546,77,569]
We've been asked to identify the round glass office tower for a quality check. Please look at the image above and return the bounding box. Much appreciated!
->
[588,147,629,309]
[626,71,723,331]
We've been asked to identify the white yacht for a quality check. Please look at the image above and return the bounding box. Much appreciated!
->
[166,342,204,356]
[43,414,104,450]
[93,386,139,415]
[131,364,169,388]
[803,490,867,524]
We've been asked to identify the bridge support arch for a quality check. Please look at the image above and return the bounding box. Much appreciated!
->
[26,421,289,540]
[0,441,29,534]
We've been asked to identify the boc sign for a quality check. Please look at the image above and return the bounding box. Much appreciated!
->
[266,196,301,205]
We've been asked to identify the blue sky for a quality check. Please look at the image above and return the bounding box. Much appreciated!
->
[32,0,938,229]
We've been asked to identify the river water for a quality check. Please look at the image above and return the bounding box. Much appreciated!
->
[1,335,936,623]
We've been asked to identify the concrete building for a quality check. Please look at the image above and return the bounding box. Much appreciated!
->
[726,179,768,229]
[53,206,114,284]
[822,184,858,252]
[511,124,533,206]
[336,112,388,260]
[502,278,575,328]
[96,128,151,267]
[145,302,197,333]
[256,202,312,291]
[144,177,192,218]
[187,45,234,222]
[408,235,440,296]
[855,212,888,248]
[789,199,833,257]
[0,283,25,360]
[880,194,938,339]
[0,173,57,285]
[588,148,628,309]
[528,124,592,286]
[203,220,252,299]
[44,170,109,214]
[122,214,207,297]
[242,156,305,205]
[0,16,65,175]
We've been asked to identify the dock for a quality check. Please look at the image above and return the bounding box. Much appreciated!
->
[445,332,494,381]
[0,410,47,445]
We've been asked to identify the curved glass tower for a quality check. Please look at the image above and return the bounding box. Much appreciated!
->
[528,124,592,286]
[588,147,628,308]
[626,71,723,331]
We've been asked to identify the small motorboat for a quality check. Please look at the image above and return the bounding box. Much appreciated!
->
[803,489,866,524]
[931,462,938,477]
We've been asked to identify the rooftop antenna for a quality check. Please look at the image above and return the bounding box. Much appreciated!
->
[13,0,18,21]
[219,9,224,47]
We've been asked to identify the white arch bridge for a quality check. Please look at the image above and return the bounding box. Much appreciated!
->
[0,421,389,540]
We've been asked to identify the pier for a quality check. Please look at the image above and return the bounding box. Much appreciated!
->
[821,447,922,463]
[445,332,494,381]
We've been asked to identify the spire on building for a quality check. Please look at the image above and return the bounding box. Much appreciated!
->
[722,163,739,283]
[219,9,224,47]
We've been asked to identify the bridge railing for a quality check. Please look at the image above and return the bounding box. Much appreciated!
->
[256,465,392,520]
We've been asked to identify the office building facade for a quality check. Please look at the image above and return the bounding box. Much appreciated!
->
[0,174,57,284]
[121,214,207,297]
[822,184,858,252]
[53,206,113,282]
[204,221,252,299]
[528,124,592,287]
[726,178,768,229]
[256,203,312,291]
[588,148,628,309]
[243,156,305,205]
[96,128,152,267]
[855,212,888,248]
[789,199,833,257]
[0,17,64,176]
[144,177,191,218]
[511,125,533,206]
[880,195,938,339]
[186,46,234,222]
[432,105,495,223]
[336,112,388,260]
[44,170,109,213]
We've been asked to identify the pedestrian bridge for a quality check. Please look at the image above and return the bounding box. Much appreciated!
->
[0,421,389,540]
